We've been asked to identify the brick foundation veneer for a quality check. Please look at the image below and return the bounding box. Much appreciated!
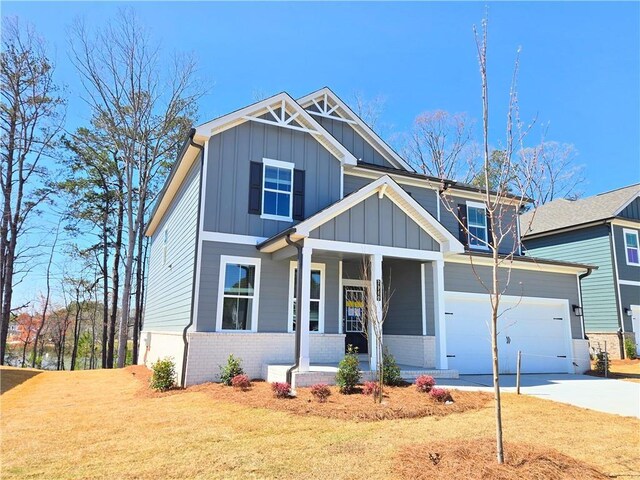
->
[587,332,635,360]
[184,332,345,386]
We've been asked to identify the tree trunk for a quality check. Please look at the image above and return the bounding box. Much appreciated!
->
[132,209,146,365]
[492,255,505,464]
[107,177,124,368]
[101,205,109,369]
[70,291,82,371]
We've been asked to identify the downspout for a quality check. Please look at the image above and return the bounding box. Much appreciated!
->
[181,129,204,387]
[285,234,303,386]
[578,267,593,340]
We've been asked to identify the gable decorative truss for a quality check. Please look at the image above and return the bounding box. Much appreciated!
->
[297,87,415,172]
[195,92,357,166]
[258,175,464,255]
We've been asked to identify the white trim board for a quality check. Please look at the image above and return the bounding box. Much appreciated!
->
[305,238,445,261]
[195,92,357,167]
[200,232,268,245]
[260,175,464,255]
[619,279,640,287]
[297,87,415,172]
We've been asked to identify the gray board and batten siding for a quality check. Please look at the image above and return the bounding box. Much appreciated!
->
[619,197,640,220]
[203,119,342,239]
[306,103,397,169]
[612,224,640,333]
[309,194,438,251]
[196,241,340,334]
[444,263,584,339]
[144,158,201,332]
[523,224,618,333]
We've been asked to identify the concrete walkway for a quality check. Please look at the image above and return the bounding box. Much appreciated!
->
[437,374,640,418]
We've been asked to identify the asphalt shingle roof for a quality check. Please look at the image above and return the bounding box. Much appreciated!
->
[521,184,640,237]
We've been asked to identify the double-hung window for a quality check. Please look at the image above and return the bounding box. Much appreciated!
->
[217,256,261,332]
[623,229,640,266]
[466,201,489,249]
[262,158,293,221]
[288,262,325,333]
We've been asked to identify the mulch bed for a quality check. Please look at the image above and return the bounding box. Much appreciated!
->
[127,366,492,421]
[395,439,608,480]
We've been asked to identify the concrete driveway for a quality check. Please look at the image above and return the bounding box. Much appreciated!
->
[438,374,640,418]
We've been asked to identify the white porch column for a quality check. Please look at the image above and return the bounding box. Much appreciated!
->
[433,259,448,369]
[298,245,312,372]
[369,253,383,371]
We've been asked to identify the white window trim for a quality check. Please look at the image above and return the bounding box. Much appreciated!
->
[287,261,325,333]
[466,200,490,251]
[623,228,640,266]
[216,255,261,332]
[261,157,294,222]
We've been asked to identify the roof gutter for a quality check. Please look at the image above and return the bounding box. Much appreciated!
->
[181,129,204,388]
[285,234,303,390]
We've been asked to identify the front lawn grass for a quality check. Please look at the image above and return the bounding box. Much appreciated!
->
[1,366,638,479]
[588,358,640,383]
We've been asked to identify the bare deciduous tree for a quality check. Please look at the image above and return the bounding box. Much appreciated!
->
[351,90,387,130]
[436,19,545,465]
[70,9,205,367]
[405,110,476,182]
[524,141,584,204]
[0,17,65,363]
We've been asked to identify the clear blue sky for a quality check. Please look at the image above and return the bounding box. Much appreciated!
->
[4,1,640,305]
[5,1,640,194]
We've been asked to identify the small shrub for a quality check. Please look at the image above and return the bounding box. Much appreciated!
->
[382,349,402,386]
[310,383,331,403]
[219,354,244,386]
[362,381,380,396]
[231,374,251,390]
[149,357,176,392]
[271,382,291,398]
[624,337,637,360]
[415,375,436,393]
[430,387,453,403]
[594,350,610,375]
[336,345,361,394]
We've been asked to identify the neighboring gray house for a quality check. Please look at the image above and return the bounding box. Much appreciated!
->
[522,184,640,359]
[140,88,592,387]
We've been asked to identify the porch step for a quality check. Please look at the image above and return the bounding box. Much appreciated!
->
[265,364,459,389]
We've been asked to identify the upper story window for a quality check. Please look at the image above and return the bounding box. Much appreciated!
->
[216,256,261,332]
[466,201,489,249]
[623,229,639,266]
[248,158,305,222]
[262,159,293,221]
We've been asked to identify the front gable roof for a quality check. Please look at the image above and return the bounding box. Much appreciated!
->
[522,183,640,238]
[195,92,358,166]
[258,175,464,254]
[297,87,415,172]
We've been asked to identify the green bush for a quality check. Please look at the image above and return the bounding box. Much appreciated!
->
[624,337,637,360]
[382,348,402,386]
[594,350,610,375]
[150,357,176,391]
[219,354,244,386]
[336,345,361,394]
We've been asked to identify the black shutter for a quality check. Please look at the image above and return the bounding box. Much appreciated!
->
[458,204,468,247]
[248,162,262,215]
[292,169,305,221]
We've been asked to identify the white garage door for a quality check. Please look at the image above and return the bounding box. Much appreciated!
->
[445,292,573,374]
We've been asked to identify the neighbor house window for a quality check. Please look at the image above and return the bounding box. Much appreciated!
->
[623,229,640,266]
[262,158,294,221]
[217,256,261,332]
[467,201,488,249]
[288,262,325,333]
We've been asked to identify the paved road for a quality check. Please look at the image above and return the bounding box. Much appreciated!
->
[438,374,640,418]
